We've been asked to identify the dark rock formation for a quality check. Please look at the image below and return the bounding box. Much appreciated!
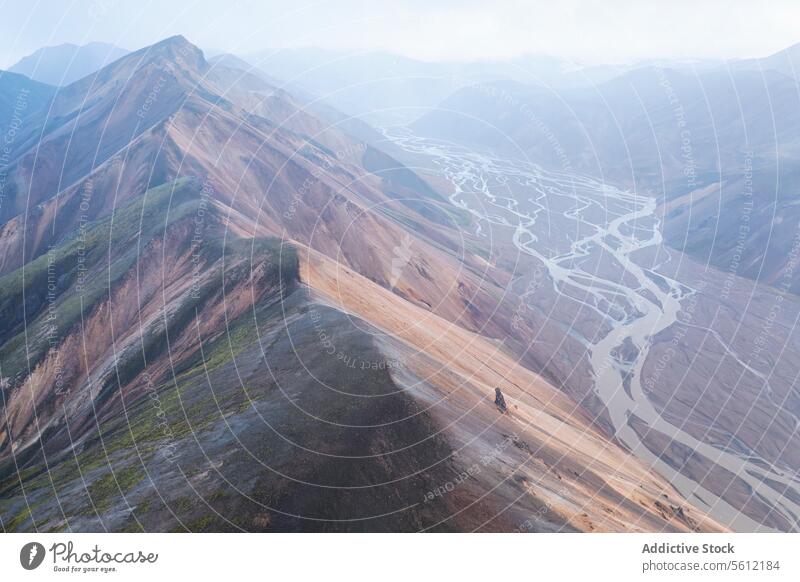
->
[494,387,507,413]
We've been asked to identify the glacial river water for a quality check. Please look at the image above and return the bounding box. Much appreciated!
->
[385,128,800,532]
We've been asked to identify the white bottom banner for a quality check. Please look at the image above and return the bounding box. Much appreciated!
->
[1,533,797,581]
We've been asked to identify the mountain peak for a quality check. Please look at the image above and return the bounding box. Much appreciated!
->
[133,35,207,73]
[153,34,193,49]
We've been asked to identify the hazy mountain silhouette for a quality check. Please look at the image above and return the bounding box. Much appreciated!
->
[9,42,129,86]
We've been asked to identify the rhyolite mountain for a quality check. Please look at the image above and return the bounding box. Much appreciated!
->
[0,36,724,532]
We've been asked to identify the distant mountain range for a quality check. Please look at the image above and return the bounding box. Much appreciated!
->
[240,48,738,127]
[8,42,129,86]
[411,42,800,294]
[241,48,635,125]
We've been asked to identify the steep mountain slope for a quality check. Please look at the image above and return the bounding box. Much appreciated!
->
[0,36,725,532]
[0,70,54,135]
[9,42,129,86]
[207,52,417,164]
[0,179,720,533]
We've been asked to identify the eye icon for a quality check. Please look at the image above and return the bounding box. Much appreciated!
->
[20,542,46,570]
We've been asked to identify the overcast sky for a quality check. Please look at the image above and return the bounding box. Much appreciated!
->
[2,0,799,67]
